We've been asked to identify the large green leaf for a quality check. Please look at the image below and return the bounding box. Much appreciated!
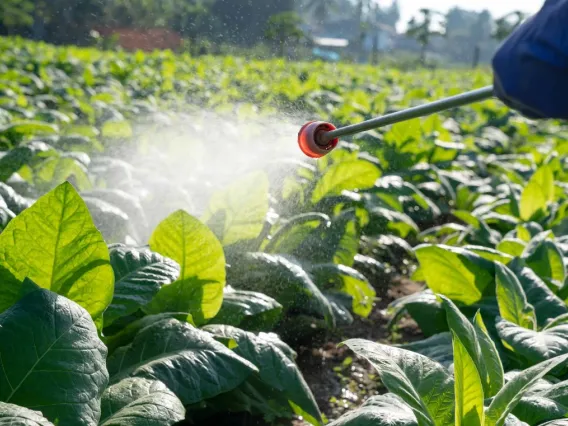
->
[485,354,568,426]
[414,245,495,305]
[520,164,554,221]
[496,319,568,368]
[0,288,108,425]
[0,402,54,425]
[513,380,568,424]
[104,244,180,326]
[208,287,283,332]
[440,296,502,397]
[264,213,330,254]
[202,171,269,246]
[312,159,380,204]
[399,333,453,368]
[344,339,454,426]
[99,378,185,426]
[388,291,448,338]
[146,210,226,324]
[495,262,536,330]
[452,332,484,426]
[327,393,418,426]
[227,253,334,327]
[0,181,114,317]
[107,318,257,405]
[473,312,505,397]
[204,325,323,426]
[524,238,566,284]
[0,141,55,182]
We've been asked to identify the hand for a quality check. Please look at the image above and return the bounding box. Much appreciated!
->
[492,0,568,120]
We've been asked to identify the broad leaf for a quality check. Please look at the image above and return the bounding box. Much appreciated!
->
[104,244,180,326]
[486,354,568,426]
[202,171,269,246]
[520,165,554,221]
[524,239,566,284]
[452,332,484,426]
[440,296,502,397]
[495,262,536,330]
[345,339,454,426]
[204,325,323,426]
[389,291,448,337]
[0,402,54,425]
[107,318,257,405]
[0,288,108,425]
[100,378,185,426]
[513,380,568,424]
[312,159,380,204]
[208,287,283,331]
[227,253,334,327]
[264,213,330,254]
[399,333,453,368]
[0,181,114,317]
[415,245,494,305]
[496,319,568,368]
[473,312,505,397]
[146,210,226,324]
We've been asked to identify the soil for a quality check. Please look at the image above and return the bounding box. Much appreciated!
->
[292,276,424,424]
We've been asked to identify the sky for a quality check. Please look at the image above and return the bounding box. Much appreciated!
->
[375,0,544,31]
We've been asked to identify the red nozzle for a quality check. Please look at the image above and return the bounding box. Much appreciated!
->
[298,121,339,158]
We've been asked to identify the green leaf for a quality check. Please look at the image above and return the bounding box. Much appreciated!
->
[202,171,269,246]
[496,239,526,258]
[473,312,505,397]
[104,245,180,326]
[524,239,566,284]
[0,181,114,317]
[0,288,108,425]
[399,333,453,368]
[496,319,568,369]
[204,325,323,426]
[513,380,568,424]
[440,296,501,397]
[344,339,454,426]
[309,263,376,318]
[312,159,380,204]
[104,313,194,355]
[208,287,283,332]
[388,291,448,338]
[265,213,330,254]
[99,378,185,426]
[495,262,536,330]
[146,210,226,324]
[452,332,484,426]
[0,402,54,425]
[485,354,568,426]
[327,393,418,426]
[0,141,54,182]
[227,253,334,327]
[415,245,495,305]
[107,318,257,405]
[101,120,132,138]
[509,264,568,327]
[520,165,554,221]
[0,121,58,144]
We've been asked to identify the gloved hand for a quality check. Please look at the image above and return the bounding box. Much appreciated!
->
[492,0,568,119]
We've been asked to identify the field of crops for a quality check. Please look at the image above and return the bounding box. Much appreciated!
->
[0,35,568,426]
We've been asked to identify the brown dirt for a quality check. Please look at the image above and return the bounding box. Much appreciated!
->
[293,276,424,424]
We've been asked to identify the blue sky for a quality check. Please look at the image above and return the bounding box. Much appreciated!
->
[375,0,543,30]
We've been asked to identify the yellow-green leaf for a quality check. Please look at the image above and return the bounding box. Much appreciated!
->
[453,332,484,426]
[0,182,114,317]
[520,165,554,221]
[147,210,226,324]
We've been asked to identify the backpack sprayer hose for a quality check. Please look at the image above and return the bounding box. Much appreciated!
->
[298,85,494,158]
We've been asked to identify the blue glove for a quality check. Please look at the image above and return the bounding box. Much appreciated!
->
[492,0,568,119]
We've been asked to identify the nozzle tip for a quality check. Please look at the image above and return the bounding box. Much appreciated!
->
[298,121,339,158]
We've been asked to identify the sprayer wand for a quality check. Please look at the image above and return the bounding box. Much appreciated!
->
[298,85,494,158]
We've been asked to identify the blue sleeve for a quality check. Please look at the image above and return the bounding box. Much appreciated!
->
[492,0,568,119]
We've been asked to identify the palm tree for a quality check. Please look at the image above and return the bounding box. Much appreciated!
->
[406,8,445,65]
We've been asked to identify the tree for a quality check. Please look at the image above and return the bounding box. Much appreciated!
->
[406,8,445,65]
[265,11,304,57]
[492,11,526,42]
[0,0,33,32]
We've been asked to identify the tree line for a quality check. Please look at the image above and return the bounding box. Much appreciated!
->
[0,0,526,66]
